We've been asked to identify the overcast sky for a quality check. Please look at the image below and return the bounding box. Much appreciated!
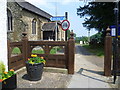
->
[25,0,98,37]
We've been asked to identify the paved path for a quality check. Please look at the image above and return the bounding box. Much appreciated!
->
[68,45,116,88]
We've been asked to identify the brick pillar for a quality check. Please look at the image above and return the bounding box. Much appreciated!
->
[104,27,112,76]
[68,30,75,74]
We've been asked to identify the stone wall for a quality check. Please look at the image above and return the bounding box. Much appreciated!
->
[7,2,49,41]
[7,2,26,41]
[22,9,49,41]
[7,2,65,41]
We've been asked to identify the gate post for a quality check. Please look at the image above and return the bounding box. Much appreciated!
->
[104,27,112,76]
[22,32,28,64]
[68,30,75,74]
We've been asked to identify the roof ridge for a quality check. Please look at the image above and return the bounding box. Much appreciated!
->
[15,0,52,19]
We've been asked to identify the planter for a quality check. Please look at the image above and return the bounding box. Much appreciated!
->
[2,74,17,89]
[26,62,44,81]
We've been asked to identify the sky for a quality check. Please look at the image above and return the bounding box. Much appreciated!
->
[25,0,98,37]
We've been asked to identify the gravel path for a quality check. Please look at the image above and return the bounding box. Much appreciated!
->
[17,71,72,88]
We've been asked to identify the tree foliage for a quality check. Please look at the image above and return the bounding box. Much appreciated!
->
[67,29,71,39]
[77,2,117,31]
[67,30,76,39]
[75,36,88,43]
[90,32,102,44]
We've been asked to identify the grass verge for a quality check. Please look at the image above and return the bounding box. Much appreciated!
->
[82,44,104,57]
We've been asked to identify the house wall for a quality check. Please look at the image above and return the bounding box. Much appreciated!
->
[7,2,65,41]
[7,2,49,41]
[58,25,65,41]
[22,10,49,41]
[0,0,8,71]
[7,2,26,41]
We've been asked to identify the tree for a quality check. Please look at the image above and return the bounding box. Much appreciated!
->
[74,33,76,38]
[67,29,71,39]
[90,32,102,44]
[75,36,88,43]
[77,2,117,31]
[67,30,76,39]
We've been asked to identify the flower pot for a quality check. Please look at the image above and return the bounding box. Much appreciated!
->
[26,62,44,81]
[2,74,17,89]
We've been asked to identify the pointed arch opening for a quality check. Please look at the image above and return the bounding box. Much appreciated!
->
[7,9,13,32]
[32,46,45,54]
[32,18,37,34]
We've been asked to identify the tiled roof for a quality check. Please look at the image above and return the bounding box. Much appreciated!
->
[16,0,52,19]
[42,23,56,31]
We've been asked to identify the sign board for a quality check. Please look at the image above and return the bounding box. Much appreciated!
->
[111,28,116,37]
[110,25,120,37]
[50,16,65,21]
[61,20,70,31]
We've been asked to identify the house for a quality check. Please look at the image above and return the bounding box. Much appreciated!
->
[7,0,65,41]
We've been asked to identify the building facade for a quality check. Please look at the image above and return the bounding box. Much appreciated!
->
[7,0,65,41]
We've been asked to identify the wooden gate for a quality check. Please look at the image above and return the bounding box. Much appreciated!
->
[8,31,75,74]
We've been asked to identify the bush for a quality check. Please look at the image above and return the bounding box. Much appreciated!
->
[0,61,5,74]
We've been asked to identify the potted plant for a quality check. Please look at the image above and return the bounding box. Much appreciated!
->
[0,61,17,89]
[26,54,46,81]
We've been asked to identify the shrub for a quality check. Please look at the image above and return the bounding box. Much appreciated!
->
[0,61,15,82]
[0,61,5,74]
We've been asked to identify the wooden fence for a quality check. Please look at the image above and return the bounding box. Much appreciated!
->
[8,32,75,74]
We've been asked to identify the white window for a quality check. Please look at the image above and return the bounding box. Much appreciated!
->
[32,19,37,34]
[7,9,12,32]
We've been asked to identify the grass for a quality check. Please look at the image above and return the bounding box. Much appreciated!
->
[82,44,104,57]
[12,47,61,54]
[75,43,80,45]
[31,47,61,54]
[32,50,45,54]
[12,47,21,54]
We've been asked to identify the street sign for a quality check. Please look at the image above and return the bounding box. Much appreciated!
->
[111,28,116,37]
[61,20,70,31]
[110,25,120,37]
[50,16,65,21]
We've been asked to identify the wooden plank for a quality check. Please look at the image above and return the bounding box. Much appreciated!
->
[9,54,25,70]
[29,41,67,46]
[10,42,22,47]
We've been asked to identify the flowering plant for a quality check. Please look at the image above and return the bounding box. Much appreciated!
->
[0,61,15,82]
[27,54,46,64]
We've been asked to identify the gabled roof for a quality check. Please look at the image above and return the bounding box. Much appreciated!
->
[16,0,52,19]
[42,23,56,31]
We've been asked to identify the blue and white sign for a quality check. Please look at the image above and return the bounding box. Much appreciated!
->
[50,16,65,21]
[111,28,116,37]
[110,25,120,37]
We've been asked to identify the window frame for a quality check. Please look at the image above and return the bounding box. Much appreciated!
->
[32,19,37,35]
[7,9,13,32]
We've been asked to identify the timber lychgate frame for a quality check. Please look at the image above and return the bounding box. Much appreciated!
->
[8,31,75,74]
